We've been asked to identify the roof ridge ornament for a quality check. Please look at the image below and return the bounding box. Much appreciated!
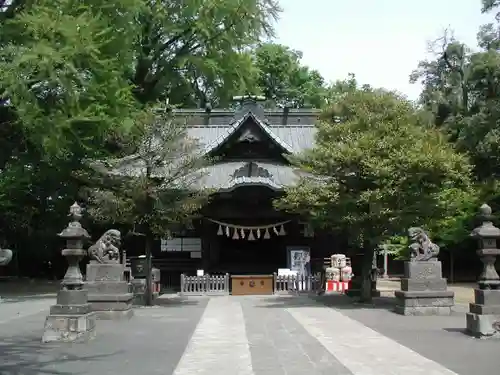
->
[232,95,267,122]
[231,161,274,180]
[232,95,266,103]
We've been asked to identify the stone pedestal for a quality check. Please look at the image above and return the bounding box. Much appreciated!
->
[465,203,500,338]
[466,288,500,338]
[395,261,454,315]
[131,268,160,305]
[42,289,96,342]
[131,279,158,305]
[86,262,134,320]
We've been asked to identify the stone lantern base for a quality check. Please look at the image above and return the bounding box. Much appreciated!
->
[42,289,96,343]
[466,288,500,338]
[395,261,454,316]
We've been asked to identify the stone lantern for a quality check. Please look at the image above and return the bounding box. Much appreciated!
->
[42,202,96,343]
[466,203,500,338]
[60,202,90,289]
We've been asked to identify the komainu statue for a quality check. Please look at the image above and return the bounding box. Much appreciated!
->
[0,247,13,266]
[88,229,121,264]
[408,227,440,261]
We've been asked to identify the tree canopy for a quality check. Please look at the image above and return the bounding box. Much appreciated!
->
[275,88,475,300]
[0,0,498,287]
[253,43,327,108]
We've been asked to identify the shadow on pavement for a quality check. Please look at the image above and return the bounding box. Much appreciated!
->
[443,327,467,333]
[152,295,205,307]
[253,293,397,310]
[0,334,121,375]
[0,279,60,297]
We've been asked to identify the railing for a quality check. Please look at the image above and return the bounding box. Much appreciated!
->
[180,273,230,296]
[179,273,321,296]
[273,273,321,294]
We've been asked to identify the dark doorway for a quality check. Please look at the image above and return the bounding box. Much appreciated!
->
[216,233,287,274]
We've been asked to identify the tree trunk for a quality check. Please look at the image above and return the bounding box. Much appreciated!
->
[143,166,154,306]
[359,245,375,303]
[449,251,455,284]
[144,229,153,306]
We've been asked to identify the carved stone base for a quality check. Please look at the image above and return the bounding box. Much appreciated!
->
[466,289,500,338]
[42,313,96,343]
[404,260,442,279]
[394,290,454,316]
[395,261,454,316]
[466,312,500,338]
[85,263,134,320]
[87,294,134,320]
[395,305,453,316]
[42,289,96,343]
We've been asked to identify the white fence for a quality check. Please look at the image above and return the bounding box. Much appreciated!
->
[273,273,321,294]
[180,274,230,295]
[179,273,321,296]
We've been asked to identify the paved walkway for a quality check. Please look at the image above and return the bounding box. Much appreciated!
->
[1,295,499,375]
[0,297,53,324]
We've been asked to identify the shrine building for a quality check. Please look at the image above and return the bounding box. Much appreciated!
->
[132,97,348,287]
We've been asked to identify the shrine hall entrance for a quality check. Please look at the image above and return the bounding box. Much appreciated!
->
[215,230,287,274]
[202,186,295,274]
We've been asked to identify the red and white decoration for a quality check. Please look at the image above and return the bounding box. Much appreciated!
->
[153,281,161,293]
[326,280,350,293]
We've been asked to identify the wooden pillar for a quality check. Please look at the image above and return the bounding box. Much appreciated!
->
[201,219,210,272]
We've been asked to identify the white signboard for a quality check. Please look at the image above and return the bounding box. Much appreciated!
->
[196,269,204,276]
[161,237,201,252]
[288,247,311,276]
[182,238,202,252]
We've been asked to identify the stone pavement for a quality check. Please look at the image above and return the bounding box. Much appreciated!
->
[0,279,59,297]
[1,294,500,375]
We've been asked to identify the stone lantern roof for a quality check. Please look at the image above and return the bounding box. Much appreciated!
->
[470,204,500,239]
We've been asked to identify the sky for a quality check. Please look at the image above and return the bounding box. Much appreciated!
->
[274,0,494,100]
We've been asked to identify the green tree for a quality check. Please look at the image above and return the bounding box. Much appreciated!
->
[132,0,280,107]
[404,1,500,269]
[325,73,373,105]
[0,0,141,157]
[253,43,327,108]
[0,0,143,263]
[83,108,210,305]
[276,88,474,302]
[410,25,500,181]
[482,0,500,14]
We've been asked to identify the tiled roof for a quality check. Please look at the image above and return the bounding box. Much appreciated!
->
[179,102,320,155]
[187,123,316,155]
[95,101,322,191]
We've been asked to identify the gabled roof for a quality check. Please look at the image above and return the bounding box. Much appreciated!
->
[179,100,320,155]
[187,124,316,155]
[92,100,322,193]
[206,111,294,155]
